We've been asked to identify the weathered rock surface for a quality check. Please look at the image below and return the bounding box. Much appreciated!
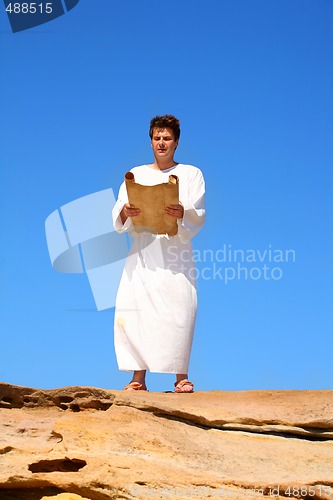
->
[0,383,332,500]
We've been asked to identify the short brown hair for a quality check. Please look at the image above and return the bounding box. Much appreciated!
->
[149,114,180,141]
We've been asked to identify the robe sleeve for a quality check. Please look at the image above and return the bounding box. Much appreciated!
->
[177,167,206,244]
[112,180,134,233]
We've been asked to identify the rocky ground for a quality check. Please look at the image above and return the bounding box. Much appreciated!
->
[0,383,332,500]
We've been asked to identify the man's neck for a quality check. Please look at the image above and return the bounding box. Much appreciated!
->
[152,158,177,171]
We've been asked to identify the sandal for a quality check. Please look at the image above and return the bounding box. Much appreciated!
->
[174,379,194,393]
[123,382,148,391]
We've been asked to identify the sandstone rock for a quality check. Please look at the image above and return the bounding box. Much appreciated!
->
[0,383,332,500]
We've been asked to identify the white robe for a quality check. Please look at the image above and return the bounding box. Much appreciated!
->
[112,163,205,373]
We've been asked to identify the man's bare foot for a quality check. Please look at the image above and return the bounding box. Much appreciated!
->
[174,379,194,393]
[123,382,148,391]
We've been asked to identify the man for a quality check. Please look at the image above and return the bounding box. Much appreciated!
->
[112,115,205,392]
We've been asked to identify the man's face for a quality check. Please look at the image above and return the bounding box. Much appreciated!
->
[151,127,178,161]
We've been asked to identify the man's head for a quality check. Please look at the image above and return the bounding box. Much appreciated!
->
[149,115,180,163]
[149,115,180,142]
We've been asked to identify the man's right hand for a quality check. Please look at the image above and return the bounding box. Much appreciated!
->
[120,203,141,224]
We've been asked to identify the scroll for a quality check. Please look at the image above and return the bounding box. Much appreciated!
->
[125,172,179,236]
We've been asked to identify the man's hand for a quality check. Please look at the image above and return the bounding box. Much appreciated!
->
[165,202,184,219]
[120,203,140,224]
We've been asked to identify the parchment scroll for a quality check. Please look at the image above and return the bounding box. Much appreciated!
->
[125,172,179,236]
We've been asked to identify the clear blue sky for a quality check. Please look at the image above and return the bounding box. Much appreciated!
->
[1,0,332,392]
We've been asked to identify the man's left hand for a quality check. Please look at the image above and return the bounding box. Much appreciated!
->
[165,202,184,219]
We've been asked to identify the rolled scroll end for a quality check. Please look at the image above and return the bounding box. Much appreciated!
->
[168,174,178,185]
[125,171,135,182]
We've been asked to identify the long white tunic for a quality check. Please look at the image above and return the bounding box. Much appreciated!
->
[112,163,205,373]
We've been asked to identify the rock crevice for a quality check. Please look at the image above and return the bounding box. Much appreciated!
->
[0,384,114,412]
